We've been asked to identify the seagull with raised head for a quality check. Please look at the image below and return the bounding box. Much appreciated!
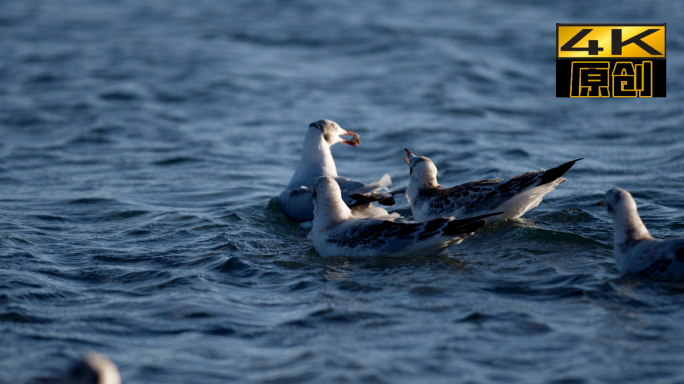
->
[403,148,582,223]
[599,187,684,278]
[309,176,500,258]
[280,120,401,223]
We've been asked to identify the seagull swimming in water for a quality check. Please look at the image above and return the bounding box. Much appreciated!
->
[403,148,582,223]
[309,176,500,258]
[599,187,684,278]
[280,120,400,223]
[35,351,121,384]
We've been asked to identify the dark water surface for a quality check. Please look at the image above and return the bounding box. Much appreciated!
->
[2,1,684,383]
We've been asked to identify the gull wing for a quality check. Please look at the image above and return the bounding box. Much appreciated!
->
[635,238,684,278]
[430,159,582,216]
[326,212,499,254]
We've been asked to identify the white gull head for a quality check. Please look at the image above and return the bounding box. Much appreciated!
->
[599,187,652,270]
[403,148,439,188]
[286,120,360,189]
[62,351,121,384]
[310,175,353,228]
[403,148,439,210]
[309,119,360,148]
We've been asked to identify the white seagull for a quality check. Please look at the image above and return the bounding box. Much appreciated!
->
[403,148,581,223]
[36,351,121,384]
[599,187,684,278]
[280,120,400,223]
[309,176,500,258]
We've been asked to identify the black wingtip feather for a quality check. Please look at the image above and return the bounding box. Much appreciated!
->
[444,219,488,236]
[377,196,396,206]
[347,193,396,207]
[441,211,505,236]
[453,212,504,226]
[539,158,582,186]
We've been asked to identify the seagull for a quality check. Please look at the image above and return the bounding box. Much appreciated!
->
[403,148,582,223]
[34,351,121,384]
[599,187,684,278]
[309,176,500,258]
[280,120,401,223]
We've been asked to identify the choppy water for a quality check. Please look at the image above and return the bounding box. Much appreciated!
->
[1,0,684,383]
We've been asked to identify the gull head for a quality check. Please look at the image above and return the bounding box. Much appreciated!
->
[309,120,360,147]
[310,176,351,224]
[310,175,341,202]
[403,148,438,180]
[599,188,651,247]
[63,351,121,384]
[599,187,637,219]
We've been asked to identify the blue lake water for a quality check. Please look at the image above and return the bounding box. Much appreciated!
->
[1,0,684,383]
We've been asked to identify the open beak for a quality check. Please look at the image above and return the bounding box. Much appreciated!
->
[403,148,413,165]
[341,130,361,147]
[598,200,604,207]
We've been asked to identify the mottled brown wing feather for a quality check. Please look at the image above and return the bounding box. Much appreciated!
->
[325,213,500,251]
[638,259,673,278]
[423,159,582,216]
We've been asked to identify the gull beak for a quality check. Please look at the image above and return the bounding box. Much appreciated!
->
[403,148,415,165]
[341,130,361,147]
[598,200,604,207]
[309,188,313,194]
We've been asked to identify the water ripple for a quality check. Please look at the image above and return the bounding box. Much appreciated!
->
[2,0,684,383]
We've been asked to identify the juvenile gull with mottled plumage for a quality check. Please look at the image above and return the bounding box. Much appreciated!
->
[403,148,581,223]
[280,120,401,224]
[599,187,684,278]
[309,176,500,258]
